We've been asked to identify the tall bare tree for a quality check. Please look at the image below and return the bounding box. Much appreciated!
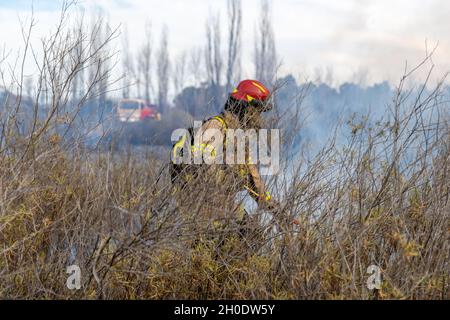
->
[225,0,242,95]
[121,26,133,99]
[205,13,223,110]
[71,18,85,105]
[254,0,278,86]
[188,46,204,87]
[138,21,153,103]
[157,25,170,113]
[24,76,33,101]
[173,51,187,96]
[98,20,111,122]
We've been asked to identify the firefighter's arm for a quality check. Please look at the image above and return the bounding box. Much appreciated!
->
[246,163,276,210]
[246,164,299,225]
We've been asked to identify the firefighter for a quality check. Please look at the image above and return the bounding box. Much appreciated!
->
[171,80,279,229]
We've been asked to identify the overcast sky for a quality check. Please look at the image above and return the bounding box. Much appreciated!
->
[0,0,449,89]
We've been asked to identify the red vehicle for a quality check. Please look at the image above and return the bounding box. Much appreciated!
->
[140,103,161,121]
[116,99,161,123]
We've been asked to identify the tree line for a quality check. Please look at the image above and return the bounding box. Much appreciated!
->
[120,0,278,115]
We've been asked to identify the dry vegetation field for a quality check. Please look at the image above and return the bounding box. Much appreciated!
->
[0,3,448,300]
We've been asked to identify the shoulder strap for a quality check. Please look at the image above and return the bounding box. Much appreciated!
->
[211,114,227,129]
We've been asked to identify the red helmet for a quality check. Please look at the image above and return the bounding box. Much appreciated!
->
[231,79,270,102]
[230,80,272,111]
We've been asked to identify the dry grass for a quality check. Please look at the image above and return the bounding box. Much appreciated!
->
[0,2,449,300]
[1,76,449,299]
